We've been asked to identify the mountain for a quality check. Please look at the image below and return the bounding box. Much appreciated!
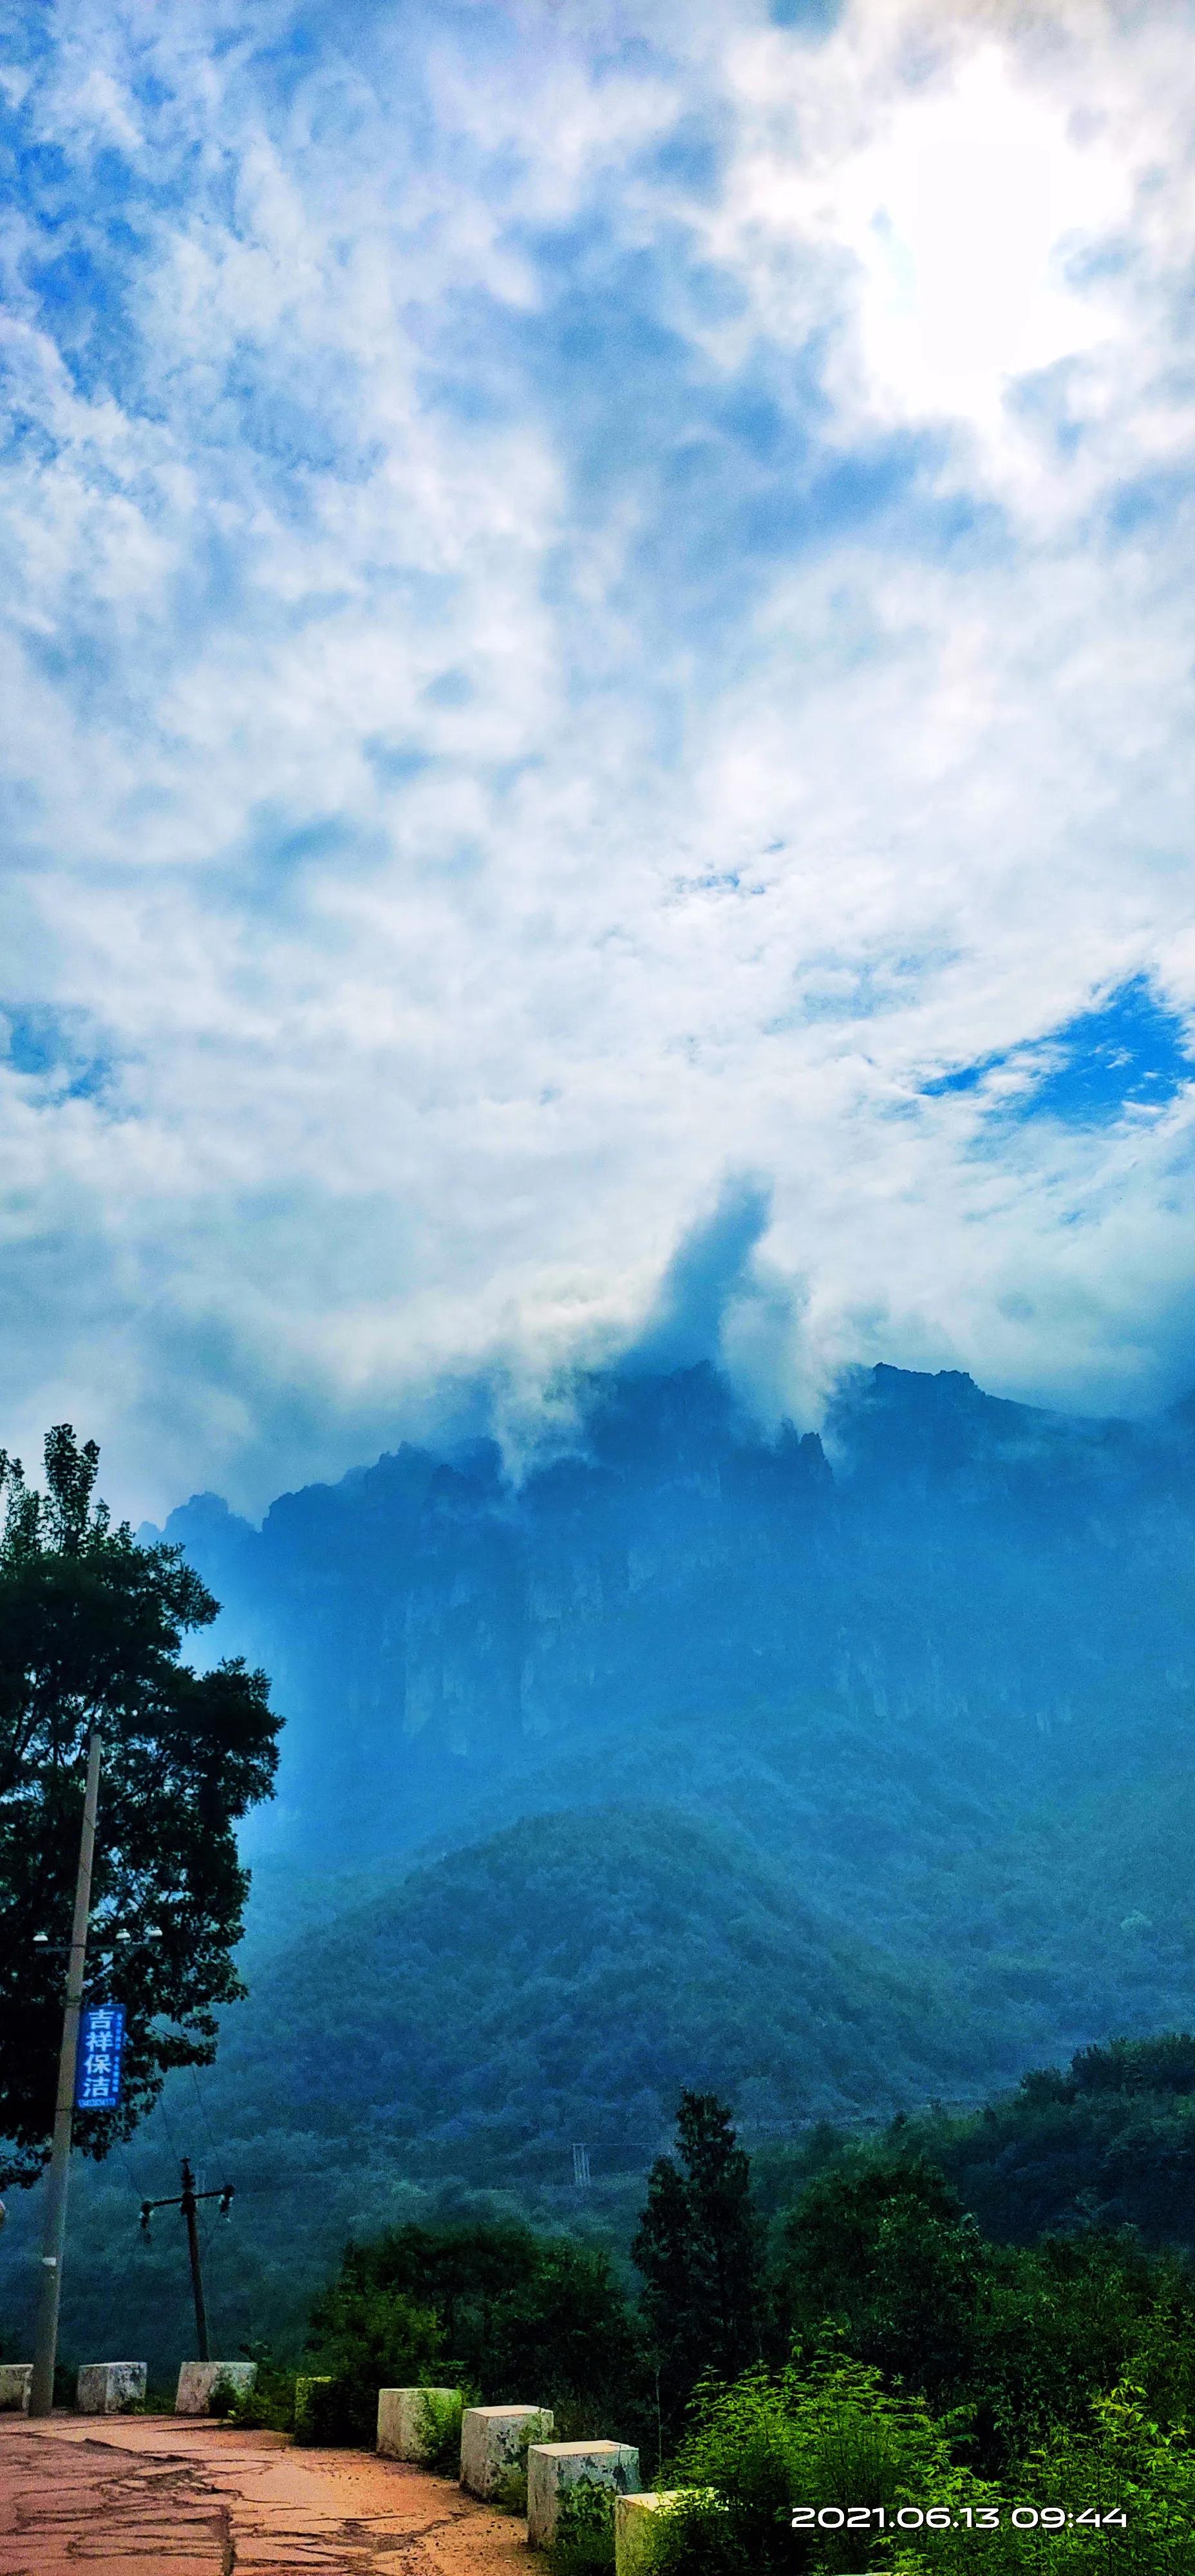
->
[207,1804,977,2184]
[156,1358,1195,1884]
[14,1352,1185,2376]
[10,1790,1195,2378]
[0,1804,977,2378]
[150,1354,1195,2069]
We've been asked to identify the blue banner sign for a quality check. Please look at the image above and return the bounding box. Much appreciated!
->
[75,2003,126,2112]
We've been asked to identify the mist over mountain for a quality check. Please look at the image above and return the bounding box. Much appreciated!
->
[139,1350,1195,2108]
[156,1356,1195,1897]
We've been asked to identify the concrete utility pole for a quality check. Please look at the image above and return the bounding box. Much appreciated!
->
[30,1727,103,2417]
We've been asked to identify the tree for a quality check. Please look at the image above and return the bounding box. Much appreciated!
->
[773,2157,988,2408]
[632,2090,762,2425]
[314,2221,642,2409]
[0,1425,281,2184]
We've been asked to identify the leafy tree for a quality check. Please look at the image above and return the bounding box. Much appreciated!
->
[916,2038,1195,2251]
[773,2157,989,2409]
[0,1426,281,2184]
[311,2221,641,2414]
[303,2263,444,2444]
[632,2091,762,2427]
[972,2234,1195,2470]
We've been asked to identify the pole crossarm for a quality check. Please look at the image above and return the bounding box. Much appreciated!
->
[139,2184,234,2218]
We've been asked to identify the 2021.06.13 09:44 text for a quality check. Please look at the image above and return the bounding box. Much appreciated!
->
[792,2507,1128,2532]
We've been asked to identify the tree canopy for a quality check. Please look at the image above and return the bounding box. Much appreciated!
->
[632,2089,763,2429]
[0,1425,281,2184]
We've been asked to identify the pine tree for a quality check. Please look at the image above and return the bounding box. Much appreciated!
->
[632,2089,762,2425]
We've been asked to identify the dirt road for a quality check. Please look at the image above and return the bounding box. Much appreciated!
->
[0,2412,538,2575]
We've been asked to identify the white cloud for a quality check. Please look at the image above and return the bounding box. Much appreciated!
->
[1,0,1195,1519]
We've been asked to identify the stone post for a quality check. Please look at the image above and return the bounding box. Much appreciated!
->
[526,2441,640,2550]
[76,2363,146,2415]
[615,2492,684,2576]
[377,2386,462,2463]
[460,2403,553,2498]
[174,2361,257,2415]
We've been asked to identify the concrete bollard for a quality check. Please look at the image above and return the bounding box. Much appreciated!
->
[527,2441,640,2551]
[377,2386,461,2463]
[0,2366,32,2416]
[175,2361,257,2415]
[77,2363,146,2416]
[460,2403,554,2499]
[614,2492,684,2576]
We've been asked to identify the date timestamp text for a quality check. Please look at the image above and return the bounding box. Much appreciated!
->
[791,2508,1128,2532]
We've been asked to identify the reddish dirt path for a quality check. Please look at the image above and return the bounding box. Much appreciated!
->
[0,2413,538,2576]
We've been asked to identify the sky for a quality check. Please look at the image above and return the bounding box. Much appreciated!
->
[3,0,1195,1520]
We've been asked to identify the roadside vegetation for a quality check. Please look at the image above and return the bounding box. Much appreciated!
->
[196,2078,1195,2576]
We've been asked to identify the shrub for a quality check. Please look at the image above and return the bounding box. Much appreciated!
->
[549,2481,617,2576]
[417,2385,467,2475]
[661,2356,979,2575]
[313,2223,641,2413]
[292,2376,332,2442]
[222,2351,297,2433]
[493,2410,554,2515]
[292,2374,362,2447]
[890,2387,1195,2576]
[647,2492,748,2576]
[303,2268,443,2447]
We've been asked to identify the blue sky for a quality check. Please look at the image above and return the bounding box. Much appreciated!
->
[3,0,1195,1516]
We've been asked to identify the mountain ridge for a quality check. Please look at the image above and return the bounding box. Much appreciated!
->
[146,1358,1195,1873]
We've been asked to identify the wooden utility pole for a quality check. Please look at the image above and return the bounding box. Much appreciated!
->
[140,2162,234,2360]
[30,1728,103,2417]
[181,2161,209,2362]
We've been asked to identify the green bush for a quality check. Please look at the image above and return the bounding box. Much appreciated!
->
[292,2374,362,2447]
[660,2356,979,2575]
[645,2359,1195,2576]
[888,2387,1195,2576]
[549,2481,617,2576]
[417,2385,467,2474]
[292,2375,332,2441]
[317,2222,641,2414]
[302,2267,443,2446]
[221,2350,298,2433]
[646,2492,749,2576]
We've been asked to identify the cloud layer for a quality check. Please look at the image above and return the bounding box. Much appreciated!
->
[3,0,1195,1517]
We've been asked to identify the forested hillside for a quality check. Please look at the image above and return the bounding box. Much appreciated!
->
[153,1355,1195,2063]
[8,1356,1194,2380]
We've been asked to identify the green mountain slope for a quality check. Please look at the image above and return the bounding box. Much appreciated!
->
[209,1804,981,2184]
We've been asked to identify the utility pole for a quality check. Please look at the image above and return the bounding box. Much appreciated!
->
[30,1727,102,2417]
[182,2161,209,2362]
[140,2162,234,2360]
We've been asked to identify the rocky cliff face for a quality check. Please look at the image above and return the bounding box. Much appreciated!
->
[153,1359,1195,1871]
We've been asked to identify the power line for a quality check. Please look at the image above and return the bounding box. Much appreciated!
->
[154,2087,182,2163]
[115,2137,154,2206]
[188,2065,223,2166]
